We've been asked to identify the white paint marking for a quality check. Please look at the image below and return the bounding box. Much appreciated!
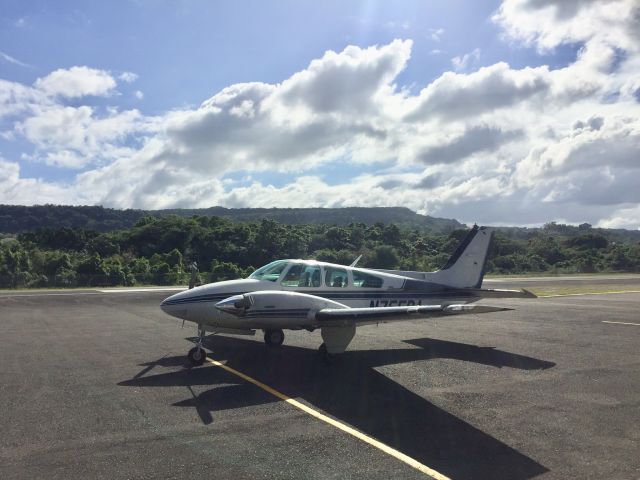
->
[485,275,640,283]
[602,321,640,326]
[0,292,102,298]
[98,287,185,293]
[538,290,640,298]
[1,287,186,297]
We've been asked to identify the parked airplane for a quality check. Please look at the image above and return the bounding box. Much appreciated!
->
[161,225,535,365]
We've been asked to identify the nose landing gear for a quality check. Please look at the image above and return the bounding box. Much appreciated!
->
[187,324,207,366]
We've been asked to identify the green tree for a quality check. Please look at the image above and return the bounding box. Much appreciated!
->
[529,235,565,265]
[566,234,608,250]
[370,245,400,269]
[152,262,171,285]
[313,249,356,266]
[209,260,244,281]
[87,236,120,256]
[166,249,183,268]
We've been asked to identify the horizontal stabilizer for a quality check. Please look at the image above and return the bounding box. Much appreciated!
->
[466,288,537,299]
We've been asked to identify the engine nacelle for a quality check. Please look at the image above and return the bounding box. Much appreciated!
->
[215,290,347,319]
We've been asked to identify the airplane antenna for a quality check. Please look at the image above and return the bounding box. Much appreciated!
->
[349,255,363,267]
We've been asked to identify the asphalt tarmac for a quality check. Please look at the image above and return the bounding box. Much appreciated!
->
[1,277,638,479]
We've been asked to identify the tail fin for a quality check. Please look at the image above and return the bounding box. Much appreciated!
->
[424,225,494,288]
[373,224,495,289]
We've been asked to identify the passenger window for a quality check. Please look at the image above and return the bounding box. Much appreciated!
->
[325,267,348,288]
[282,264,322,287]
[308,266,322,287]
[352,271,383,288]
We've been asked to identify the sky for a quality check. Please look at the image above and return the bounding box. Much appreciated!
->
[0,0,639,228]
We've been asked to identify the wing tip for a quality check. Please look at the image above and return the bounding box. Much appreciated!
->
[444,304,514,314]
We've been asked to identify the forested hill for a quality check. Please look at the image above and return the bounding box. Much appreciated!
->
[0,205,464,234]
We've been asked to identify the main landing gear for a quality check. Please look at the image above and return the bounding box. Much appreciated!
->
[187,324,207,367]
[264,329,285,347]
[318,343,334,363]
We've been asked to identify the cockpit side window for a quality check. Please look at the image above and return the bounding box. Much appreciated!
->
[325,267,348,288]
[249,260,288,282]
[352,270,383,288]
[282,264,322,287]
[281,264,304,287]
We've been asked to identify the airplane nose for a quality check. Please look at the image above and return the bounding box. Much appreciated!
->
[215,294,251,316]
[160,293,177,311]
[160,298,170,313]
[160,292,188,319]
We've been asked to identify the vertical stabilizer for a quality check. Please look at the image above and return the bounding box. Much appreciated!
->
[422,225,494,288]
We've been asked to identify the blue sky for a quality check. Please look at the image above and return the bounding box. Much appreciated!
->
[2,1,541,110]
[1,0,639,227]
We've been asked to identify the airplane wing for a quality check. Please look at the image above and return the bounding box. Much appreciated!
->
[214,291,514,355]
[215,291,511,328]
[315,304,511,327]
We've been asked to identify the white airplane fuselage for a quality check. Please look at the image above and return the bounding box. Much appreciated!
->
[160,261,481,330]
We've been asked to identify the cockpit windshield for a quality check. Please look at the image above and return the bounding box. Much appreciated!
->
[249,260,289,282]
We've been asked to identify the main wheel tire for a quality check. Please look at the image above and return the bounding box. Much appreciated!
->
[318,343,334,364]
[187,346,206,366]
[264,329,285,347]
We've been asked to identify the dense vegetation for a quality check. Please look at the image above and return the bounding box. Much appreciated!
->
[0,205,463,234]
[1,215,639,289]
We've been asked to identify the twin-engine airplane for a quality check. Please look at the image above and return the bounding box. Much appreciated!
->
[161,225,535,365]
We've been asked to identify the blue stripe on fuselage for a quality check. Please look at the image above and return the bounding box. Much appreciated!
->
[161,292,245,306]
[162,289,476,307]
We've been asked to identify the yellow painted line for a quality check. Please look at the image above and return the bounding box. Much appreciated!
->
[206,357,451,480]
[538,290,640,298]
[602,321,640,326]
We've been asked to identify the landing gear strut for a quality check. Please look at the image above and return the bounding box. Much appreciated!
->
[264,329,285,347]
[187,324,207,367]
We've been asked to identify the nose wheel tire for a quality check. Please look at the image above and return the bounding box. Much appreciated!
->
[264,329,285,347]
[187,346,207,366]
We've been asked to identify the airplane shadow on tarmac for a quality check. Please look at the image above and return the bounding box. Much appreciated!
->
[119,336,555,480]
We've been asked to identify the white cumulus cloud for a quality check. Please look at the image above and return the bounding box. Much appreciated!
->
[1,0,640,228]
[0,157,73,204]
[34,66,117,98]
[451,48,480,71]
[118,71,139,83]
[493,0,639,53]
